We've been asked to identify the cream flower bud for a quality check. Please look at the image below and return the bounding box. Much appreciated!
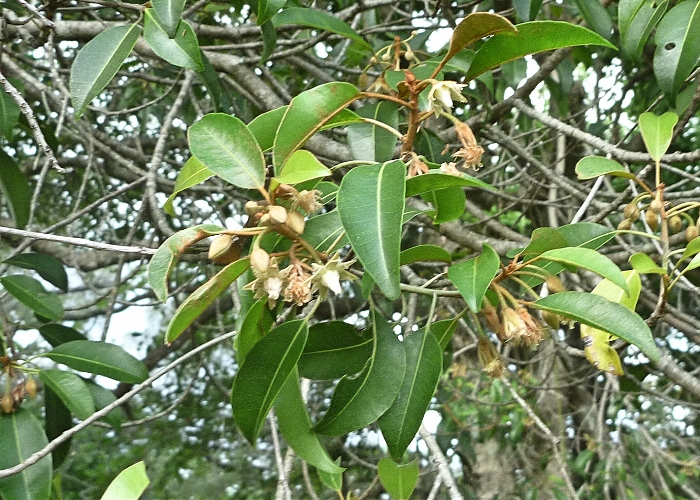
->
[268,205,288,225]
[321,269,342,294]
[286,211,305,234]
[208,235,239,264]
[250,247,271,274]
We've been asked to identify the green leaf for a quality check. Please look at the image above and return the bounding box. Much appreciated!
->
[235,299,274,364]
[39,369,95,420]
[100,461,150,500]
[429,318,458,350]
[259,19,277,64]
[3,253,69,292]
[148,224,224,302]
[638,112,679,163]
[0,275,63,321]
[575,156,636,180]
[44,340,149,384]
[249,107,287,151]
[653,0,700,105]
[572,0,613,39]
[273,82,360,171]
[347,102,400,163]
[0,87,21,136]
[188,114,266,189]
[619,0,669,62]
[465,21,616,81]
[378,329,442,460]
[70,24,142,118]
[274,368,346,474]
[448,244,500,312]
[557,222,615,249]
[591,270,642,311]
[337,160,405,300]
[166,258,251,343]
[681,235,700,260]
[44,386,73,468]
[144,12,204,72]
[298,321,373,380]
[405,171,494,196]
[318,462,343,491]
[377,458,419,500]
[538,247,630,295]
[532,291,659,362]
[314,312,406,435]
[163,156,214,216]
[231,320,309,443]
[274,150,332,185]
[257,0,286,26]
[39,324,87,348]
[435,13,516,74]
[685,252,700,272]
[151,0,186,38]
[0,148,31,229]
[421,186,466,224]
[400,245,452,265]
[0,409,52,500]
[272,8,372,52]
[303,210,348,255]
[514,0,543,21]
[629,252,666,274]
[85,381,123,429]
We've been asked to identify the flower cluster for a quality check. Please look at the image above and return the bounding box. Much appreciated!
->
[481,303,544,347]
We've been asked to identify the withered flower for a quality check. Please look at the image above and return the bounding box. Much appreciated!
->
[453,121,484,169]
[502,307,543,346]
[439,162,461,177]
[477,337,505,378]
[295,190,323,213]
[284,262,313,306]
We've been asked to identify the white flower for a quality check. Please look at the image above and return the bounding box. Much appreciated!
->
[264,277,284,300]
[428,81,467,117]
[320,269,342,294]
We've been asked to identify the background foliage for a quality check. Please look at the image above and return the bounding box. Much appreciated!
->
[1,0,700,498]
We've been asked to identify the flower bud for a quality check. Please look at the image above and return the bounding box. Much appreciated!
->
[285,211,305,234]
[617,219,632,231]
[208,235,239,264]
[669,215,683,234]
[275,184,298,200]
[646,210,659,231]
[481,302,505,341]
[245,200,265,216]
[267,205,288,225]
[250,248,271,274]
[623,203,640,222]
[649,197,663,214]
[542,310,561,330]
[1,394,14,414]
[545,275,567,294]
[25,377,37,398]
[686,225,699,242]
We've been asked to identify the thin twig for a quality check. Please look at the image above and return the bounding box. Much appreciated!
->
[418,425,464,500]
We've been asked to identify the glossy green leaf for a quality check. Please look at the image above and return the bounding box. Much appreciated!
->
[272,8,372,52]
[0,87,21,136]
[44,340,149,384]
[685,252,700,272]
[44,386,73,468]
[70,24,142,118]
[148,224,224,302]
[274,150,332,185]
[435,13,516,74]
[681,235,700,260]
[572,0,613,39]
[557,222,615,249]
[144,12,204,72]
[0,148,31,229]
[199,53,223,111]
[400,245,452,265]
[429,318,458,350]
[166,258,251,343]
[538,247,630,295]
[314,312,406,435]
[235,299,274,364]
[3,253,69,292]
[653,0,700,105]
[302,210,348,255]
[337,160,405,300]
[231,320,309,443]
[405,171,494,196]
[151,0,185,37]
[620,0,669,62]
[378,329,442,460]
[273,82,360,171]
[448,244,500,312]
[163,156,214,216]
[465,21,616,81]
[298,321,373,380]
[39,324,87,347]
[318,462,343,491]
[347,102,400,163]
[100,461,150,500]
[629,252,666,274]
[377,458,419,500]
[514,0,543,21]
[575,156,636,180]
[188,114,265,189]
[0,409,52,500]
[257,0,286,25]
[638,112,678,163]
[85,380,123,429]
[260,19,278,64]
[274,368,346,474]
[532,291,659,362]
[39,369,95,420]
[421,186,466,224]
[0,275,63,321]
[591,270,642,311]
